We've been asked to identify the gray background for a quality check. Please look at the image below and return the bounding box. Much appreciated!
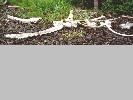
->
[0,46,132,100]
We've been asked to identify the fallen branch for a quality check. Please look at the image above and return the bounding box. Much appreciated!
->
[7,15,42,23]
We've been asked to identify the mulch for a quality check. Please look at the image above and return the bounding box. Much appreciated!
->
[0,5,133,45]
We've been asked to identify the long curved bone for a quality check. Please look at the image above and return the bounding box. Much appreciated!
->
[5,24,64,39]
[7,15,42,23]
[105,20,133,37]
[0,0,7,5]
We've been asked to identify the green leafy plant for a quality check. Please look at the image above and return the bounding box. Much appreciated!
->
[8,0,71,20]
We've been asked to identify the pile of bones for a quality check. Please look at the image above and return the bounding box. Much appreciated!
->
[4,10,133,39]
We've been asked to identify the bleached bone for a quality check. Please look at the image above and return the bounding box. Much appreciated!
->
[8,5,20,8]
[105,20,133,37]
[5,24,64,39]
[64,10,79,28]
[119,22,133,29]
[65,10,73,22]
[4,0,7,4]
[84,17,133,37]
[122,15,133,19]
[84,19,97,27]
[5,20,80,39]
[54,10,79,28]
[84,15,107,28]
[7,15,42,23]
[90,15,105,21]
[84,19,106,28]
[0,0,7,5]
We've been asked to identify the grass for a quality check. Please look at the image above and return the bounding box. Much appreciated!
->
[8,0,72,21]
[101,0,133,15]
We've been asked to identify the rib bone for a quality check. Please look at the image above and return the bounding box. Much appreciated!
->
[7,15,42,23]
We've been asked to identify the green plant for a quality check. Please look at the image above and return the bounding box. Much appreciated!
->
[8,0,71,20]
[101,0,133,14]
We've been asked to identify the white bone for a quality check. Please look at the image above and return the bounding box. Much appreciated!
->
[1,0,7,5]
[119,22,133,29]
[8,5,20,8]
[105,20,133,37]
[84,19,97,27]
[65,10,73,22]
[90,15,105,21]
[122,15,133,19]
[5,25,63,39]
[7,15,42,23]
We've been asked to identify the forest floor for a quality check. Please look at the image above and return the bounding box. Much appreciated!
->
[0,5,133,45]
